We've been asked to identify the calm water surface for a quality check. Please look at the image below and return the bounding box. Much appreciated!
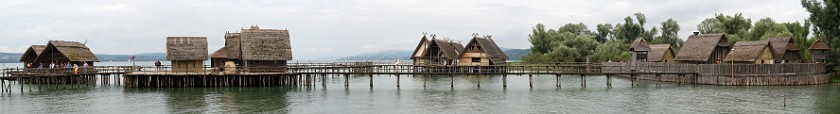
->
[1,62,839,113]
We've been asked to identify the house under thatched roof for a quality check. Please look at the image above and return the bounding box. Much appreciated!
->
[675,33,730,64]
[809,39,830,63]
[647,44,674,62]
[34,40,99,66]
[767,37,802,63]
[629,38,651,52]
[431,38,464,60]
[411,36,431,65]
[724,40,774,64]
[458,36,508,65]
[809,39,831,50]
[166,37,208,61]
[224,25,292,61]
[20,45,47,63]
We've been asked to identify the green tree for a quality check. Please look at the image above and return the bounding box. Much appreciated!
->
[591,40,631,62]
[654,18,684,51]
[595,23,614,43]
[614,14,646,43]
[750,17,793,40]
[697,13,752,43]
[528,24,552,54]
[803,0,840,64]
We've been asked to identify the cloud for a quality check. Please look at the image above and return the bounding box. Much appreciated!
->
[0,0,811,60]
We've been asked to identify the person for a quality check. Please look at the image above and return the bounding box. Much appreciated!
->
[83,62,89,68]
[155,60,162,71]
[73,64,79,75]
[49,62,55,68]
[39,63,44,68]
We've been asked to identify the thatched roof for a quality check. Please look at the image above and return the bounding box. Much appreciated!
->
[430,38,464,59]
[809,39,831,50]
[411,36,430,58]
[43,40,99,62]
[767,37,801,61]
[461,36,507,64]
[20,45,46,61]
[647,44,672,62]
[724,40,773,62]
[675,33,728,62]
[629,38,651,52]
[210,47,228,59]
[224,26,293,60]
[166,37,208,60]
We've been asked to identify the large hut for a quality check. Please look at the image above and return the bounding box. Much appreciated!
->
[414,37,464,65]
[411,35,431,65]
[210,25,292,71]
[34,40,99,66]
[809,39,831,63]
[767,37,802,63]
[629,38,651,63]
[166,37,208,73]
[647,44,675,63]
[457,35,507,66]
[19,45,47,66]
[723,40,775,64]
[675,33,730,64]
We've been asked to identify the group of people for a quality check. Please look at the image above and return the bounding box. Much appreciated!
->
[26,62,89,69]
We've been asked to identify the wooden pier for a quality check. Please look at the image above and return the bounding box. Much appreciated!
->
[0,62,833,92]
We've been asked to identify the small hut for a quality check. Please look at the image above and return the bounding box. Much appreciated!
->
[19,45,46,66]
[166,37,208,73]
[416,37,464,65]
[768,37,802,63]
[647,44,675,63]
[629,38,651,63]
[411,35,431,65]
[457,35,507,66]
[34,40,99,66]
[723,40,775,64]
[675,33,731,64]
[210,47,228,68]
[211,25,292,72]
[809,39,831,63]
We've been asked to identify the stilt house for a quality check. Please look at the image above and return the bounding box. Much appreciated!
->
[210,25,292,72]
[457,35,507,66]
[675,33,730,64]
[414,36,464,65]
[647,44,675,63]
[723,40,775,64]
[20,45,46,66]
[768,37,802,63]
[629,38,651,63]
[809,39,830,63]
[166,37,208,73]
[34,40,99,66]
[411,35,430,65]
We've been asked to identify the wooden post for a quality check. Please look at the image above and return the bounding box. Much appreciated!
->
[423,75,427,88]
[344,74,349,87]
[502,74,507,88]
[477,75,480,88]
[556,74,560,87]
[369,74,373,88]
[606,75,612,87]
[396,74,400,88]
[529,74,533,88]
[450,75,454,89]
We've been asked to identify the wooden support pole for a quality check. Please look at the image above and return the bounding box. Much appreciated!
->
[369,74,373,88]
[477,75,480,88]
[607,75,612,87]
[581,74,586,87]
[396,74,400,88]
[556,74,560,87]
[423,75,426,88]
[502,74,507,88]
[528,74,533,88]
[450,75,454,89]
[344,74,349,87]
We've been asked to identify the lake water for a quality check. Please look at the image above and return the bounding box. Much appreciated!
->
[1,62,839,113]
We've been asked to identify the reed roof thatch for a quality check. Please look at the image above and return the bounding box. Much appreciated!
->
[767,37,801,61]
[461,36,507,64]
[675,33,728,62]
[210,47,228,59]
[431,38,464,59]
[166,37,208,61]
[647,44,672,62]
[411,36,430,58]
[41,40,99,62]
[629,38,651,52]
[20,45,46,62]
[724,40,773,62]
[224,26,293,61]
[809,39,831,50]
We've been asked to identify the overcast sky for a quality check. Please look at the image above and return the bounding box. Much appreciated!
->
[0,0,810,60]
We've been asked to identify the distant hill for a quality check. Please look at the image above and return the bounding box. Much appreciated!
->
[333,48,530,61]
[0,52,166,63]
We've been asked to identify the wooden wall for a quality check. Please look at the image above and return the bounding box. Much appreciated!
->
[172,60,203,73]
[458,52,489,66]
[755,47,775,64]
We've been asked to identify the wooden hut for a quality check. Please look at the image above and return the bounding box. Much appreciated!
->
[647,44,675,63]
[723,40,775,64]
[629,38,651,63]
[211,25,292,72]
[411,35,430,65]
[457,36,507,66]
[210,47,228,68]
[166,37,208,73]
[19,45,46,66]
[416,37,464,65]
[809,39,831,63]
[675,33,731,64]
[34,40,99,66]
[767,37,802,63]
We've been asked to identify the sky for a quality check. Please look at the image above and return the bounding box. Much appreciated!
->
[0,0,811,60]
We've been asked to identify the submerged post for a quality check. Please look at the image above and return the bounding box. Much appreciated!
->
[396,74,400,88]
[529,74,533,88]
[502,74,507,88]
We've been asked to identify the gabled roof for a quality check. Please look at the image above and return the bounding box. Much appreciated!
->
[460,36,507,63]
[647,44,673,62]
[809,39,831,50]
[224,26,293,61]
[629,38,651,52]
[20,45,46,61]
[767,37,801,61]
[675,33,728,62]
[210,47,228,59]
[166,37,208,61]
[430,38,464,59]
[41,40,99,62]
[411,36,430,58]
[724,40,773,62]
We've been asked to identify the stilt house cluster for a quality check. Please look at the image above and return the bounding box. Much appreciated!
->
[166,37,208,72]
[210,26,293,72]
[20,40,99,67]
[632,32,823,64]
[412,34,507,66]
